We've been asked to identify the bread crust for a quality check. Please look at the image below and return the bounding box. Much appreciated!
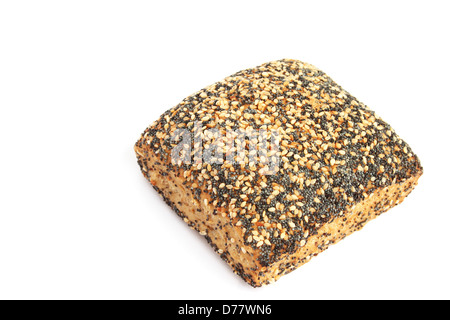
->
[135,59,422,286]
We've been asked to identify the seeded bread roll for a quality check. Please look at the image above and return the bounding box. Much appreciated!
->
[134,59,422,287]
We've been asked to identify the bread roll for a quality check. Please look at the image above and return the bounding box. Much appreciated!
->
[134,59,422,287]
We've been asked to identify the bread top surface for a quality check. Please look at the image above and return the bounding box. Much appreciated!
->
[135,59,422,267]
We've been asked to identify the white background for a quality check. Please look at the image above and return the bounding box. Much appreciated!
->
[1,1,449,300]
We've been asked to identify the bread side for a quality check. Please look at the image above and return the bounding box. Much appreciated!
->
[135,141,421,286]
[135,59,423,286]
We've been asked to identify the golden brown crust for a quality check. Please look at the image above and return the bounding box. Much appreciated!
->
[134,59,423,287]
